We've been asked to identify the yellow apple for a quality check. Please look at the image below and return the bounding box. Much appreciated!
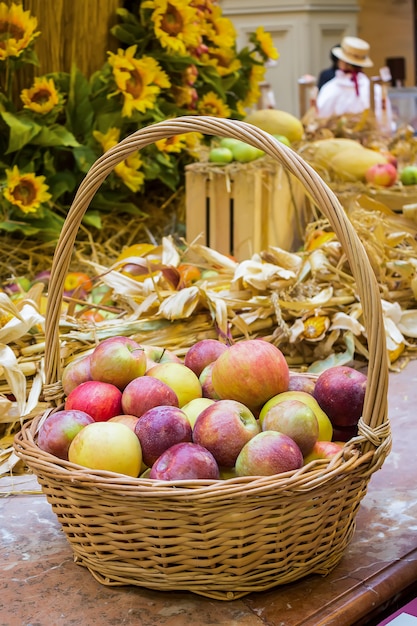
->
[68,421,142,477]
[146,362,202,407]
[181,397,216,428]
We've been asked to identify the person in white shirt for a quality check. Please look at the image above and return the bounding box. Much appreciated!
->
[316,36,392,130]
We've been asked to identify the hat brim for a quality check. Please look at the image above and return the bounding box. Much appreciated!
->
[332,46,373,68]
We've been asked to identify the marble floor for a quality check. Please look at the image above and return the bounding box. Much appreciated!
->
[1,359,417,626]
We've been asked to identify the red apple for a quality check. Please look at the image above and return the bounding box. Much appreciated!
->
[121,376,179,418]
[288,373,316,395]
[90,336,147,390]
[192,399,260,467]
[134,405,192,467]
[259,390,333,442]
[331,423,358,442]
[65,380,123,422]
[313,365,367,428]
[62,354,92,396]
[303,440,344,465]
[235,431,303,477]
[365,162,397,187]
[68,421,142,477]
[37,409,95,460]
[211,339,289,413]
[184,339,228,377]
[146,362,202,407]
[261,399,319,456]
[199,362,221,400]
[149,442,220,480]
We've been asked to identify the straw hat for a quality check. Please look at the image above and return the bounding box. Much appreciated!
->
[332,36,373,68]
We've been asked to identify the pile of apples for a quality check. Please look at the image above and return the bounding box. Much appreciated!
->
[37,336,367,481]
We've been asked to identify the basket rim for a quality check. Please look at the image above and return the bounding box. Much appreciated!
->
[14,409,391,498]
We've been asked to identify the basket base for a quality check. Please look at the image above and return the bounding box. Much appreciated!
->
[70,524,355,601]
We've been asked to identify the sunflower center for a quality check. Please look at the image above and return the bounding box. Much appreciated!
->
[12,180,37,206]
[30,88,52,105]
[160,5,183,36]
[125,69,143,98]
[0,22,25,47]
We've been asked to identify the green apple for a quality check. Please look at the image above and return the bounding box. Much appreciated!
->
[400,165,417,185]
[272,134,291,147]
[209,147,234,164]
[259,390,333,442]
[229,139,265,163]
[219,137,242,150]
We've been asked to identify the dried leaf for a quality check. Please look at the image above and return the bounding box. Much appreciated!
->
[162,235,181,267]
[0,302,44,344]
[397,309,417,338]
[234,260,296,290]
[0,344,26,416]
[330,312,365,335]
[308,331,355,373]
[189,244,237,270]
[157,286,200,319]
[0,293,24,321]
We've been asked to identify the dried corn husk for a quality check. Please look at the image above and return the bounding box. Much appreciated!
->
[3,192,417,475]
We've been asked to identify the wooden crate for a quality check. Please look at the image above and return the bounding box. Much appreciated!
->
[185,159,310,260]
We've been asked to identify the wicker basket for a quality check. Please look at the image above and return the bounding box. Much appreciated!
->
[14,116,391,601]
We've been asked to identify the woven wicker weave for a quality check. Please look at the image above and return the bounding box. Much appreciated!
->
[14,116,391,600]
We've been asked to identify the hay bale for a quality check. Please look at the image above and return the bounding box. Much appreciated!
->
[17,0,122,82]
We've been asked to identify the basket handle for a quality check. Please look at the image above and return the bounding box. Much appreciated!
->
[44,115,388,435]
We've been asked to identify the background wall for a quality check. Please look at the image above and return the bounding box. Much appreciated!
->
[220,0,415,117]
[358,0,415,87]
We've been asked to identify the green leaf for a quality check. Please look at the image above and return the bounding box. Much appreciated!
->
[197,66,227,98]
[30,124,81,148]
[111,23,145,46]
[47,171,78,201]
[72,144,98,173]
[66,66,94,138]
[0,220,42,237]
[1,112,41,153]
[91,191,147,217]
[26,208,65,239]
[82,210,102,229]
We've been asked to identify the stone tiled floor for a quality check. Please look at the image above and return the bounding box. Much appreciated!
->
[1,360,417,626]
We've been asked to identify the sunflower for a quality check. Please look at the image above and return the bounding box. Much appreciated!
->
[108,45,170,117]
[200,47,241,77]
[183,131,204,159]
[115,154,145,193]
[202,4,236,49]
[93,127,145,193]
[93,127,121,152]
[242,64,266,108]
[254,26,279,61]
[155,135,188,154]
[197,91,231,117]
[142,0,200,56]
[4,166,51,214]
[20,76,60,114]
[0,1,39,60]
